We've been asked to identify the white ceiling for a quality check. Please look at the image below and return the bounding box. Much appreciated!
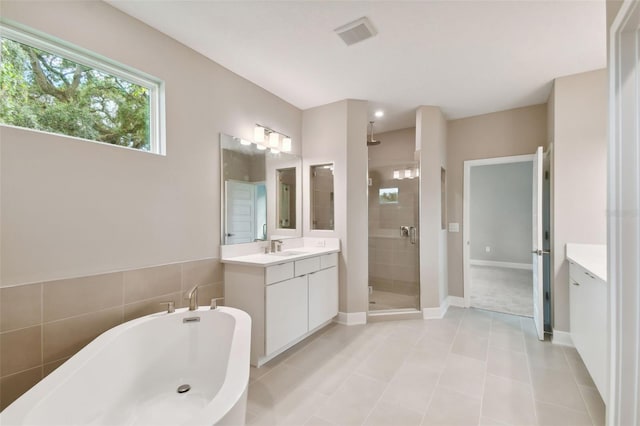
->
[107,0,606,133]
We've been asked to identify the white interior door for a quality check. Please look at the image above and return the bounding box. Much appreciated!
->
[532,146,544,340]
[224,180,256,244]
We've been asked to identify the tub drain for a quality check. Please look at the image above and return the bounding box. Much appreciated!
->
[177,384,191,394]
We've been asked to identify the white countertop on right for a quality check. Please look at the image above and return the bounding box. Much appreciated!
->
[566,243,607,282]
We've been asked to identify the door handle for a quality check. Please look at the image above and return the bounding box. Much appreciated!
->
[409,226,417,245]
[531,249,550,255]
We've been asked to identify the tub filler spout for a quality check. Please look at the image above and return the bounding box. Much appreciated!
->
[186,285,199,311]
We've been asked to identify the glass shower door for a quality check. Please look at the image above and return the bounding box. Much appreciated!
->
[368,162,420,311]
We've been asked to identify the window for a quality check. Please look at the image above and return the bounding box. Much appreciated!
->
[379,188,398,204]
[0,23,164,154]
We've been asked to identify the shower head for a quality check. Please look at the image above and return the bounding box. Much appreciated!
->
[367,121,381,146]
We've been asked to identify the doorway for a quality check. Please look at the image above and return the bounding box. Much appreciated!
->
[463,150,550,337]
[466,157,534,316]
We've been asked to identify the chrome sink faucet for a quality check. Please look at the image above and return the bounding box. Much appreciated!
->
[270,239,283,253]
[186,285,199,311]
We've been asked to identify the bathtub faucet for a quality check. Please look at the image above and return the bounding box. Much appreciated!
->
[186,285,199,311]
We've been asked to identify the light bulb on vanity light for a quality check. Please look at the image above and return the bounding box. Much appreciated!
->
[271,148,280,154]
[269,132,280,147]
[240,139,251,146]
[255,143,267,151]
[282,137,292,152]
[405,169,412,179]
[393,170,401,180]
[254,125,265,143]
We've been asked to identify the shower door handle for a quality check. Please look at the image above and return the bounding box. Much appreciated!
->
[409,226,417,244]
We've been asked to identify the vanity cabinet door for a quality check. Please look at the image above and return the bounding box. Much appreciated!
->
[569,262,608,400]
[308,266,338,330]
[265,276,308,355]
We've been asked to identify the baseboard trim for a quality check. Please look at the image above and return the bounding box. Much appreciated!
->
[447,296,466,308]
[335,311,367,326]
[551,329,574,347]
[423,298,450,319]
[470,259,532,270]
[368,310,422,322]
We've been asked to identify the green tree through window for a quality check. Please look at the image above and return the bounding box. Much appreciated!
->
[0,37,151,150]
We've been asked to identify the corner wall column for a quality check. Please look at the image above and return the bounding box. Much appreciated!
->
[416,106,449,317]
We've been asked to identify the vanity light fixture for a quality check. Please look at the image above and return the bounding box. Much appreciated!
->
[282,137,292,152]
[254,124,293,154]
[256,143,267,151]
[240,139,251,146]
[254,125,265,143]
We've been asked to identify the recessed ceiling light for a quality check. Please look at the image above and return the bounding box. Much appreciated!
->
[374,110,384,118]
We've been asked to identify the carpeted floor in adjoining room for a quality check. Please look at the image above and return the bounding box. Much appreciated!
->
[470,265,533,317]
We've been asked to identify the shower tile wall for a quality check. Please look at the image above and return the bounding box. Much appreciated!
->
[368,167,420,303]
[0,258,223,410]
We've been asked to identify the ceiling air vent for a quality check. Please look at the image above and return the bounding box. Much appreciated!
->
[334,17,377,46]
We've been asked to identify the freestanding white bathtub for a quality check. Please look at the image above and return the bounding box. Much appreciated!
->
[0,306,251,426]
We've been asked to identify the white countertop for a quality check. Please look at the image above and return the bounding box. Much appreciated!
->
[221,246,340,266]
[566,243,607,282]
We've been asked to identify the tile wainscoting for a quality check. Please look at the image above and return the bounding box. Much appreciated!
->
[0,258,223,410]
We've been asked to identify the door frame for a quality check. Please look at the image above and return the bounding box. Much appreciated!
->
[608,0,640,423]
[462,154,535,308]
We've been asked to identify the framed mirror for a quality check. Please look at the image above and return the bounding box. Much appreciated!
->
[310,163,335,230]
[220,133,301,245]
[277,168,296,229]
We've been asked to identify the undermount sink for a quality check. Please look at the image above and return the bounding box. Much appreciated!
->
[268,250,308,257]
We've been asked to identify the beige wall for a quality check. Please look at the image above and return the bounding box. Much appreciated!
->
[368,127,417,168]
[446,104,548,297]
[301,100,369,314]
[0,0,302,287]
[417,106,448,308]
[550,69,607,332]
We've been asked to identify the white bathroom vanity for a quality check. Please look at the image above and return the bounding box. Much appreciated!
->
[566,243,607,401]
[222,238,340,366]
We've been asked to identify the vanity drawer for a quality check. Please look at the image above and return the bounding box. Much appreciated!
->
[570,261,598,283]
[265,262,294,285]
[295,257,321,276]
[320,253,338,269]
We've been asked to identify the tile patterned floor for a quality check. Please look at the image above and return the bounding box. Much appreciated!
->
[470,266,534,317]
[246,308,604,426]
